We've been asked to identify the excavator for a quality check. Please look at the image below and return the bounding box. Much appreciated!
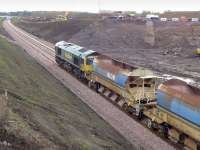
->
[196,48,200,55]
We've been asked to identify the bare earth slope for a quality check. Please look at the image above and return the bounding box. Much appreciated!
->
[0,36,134,150]
[16,13,99,43]
[15,18,200,83]
[69,20,200,82]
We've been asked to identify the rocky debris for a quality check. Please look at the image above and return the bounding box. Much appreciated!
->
[187,36,200,47]
[163,47,182,56]
[0,140,11,147]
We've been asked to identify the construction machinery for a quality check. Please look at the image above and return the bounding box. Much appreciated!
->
[196,48,200,55]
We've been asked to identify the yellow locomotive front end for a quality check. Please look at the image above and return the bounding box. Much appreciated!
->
[80,56,94,73]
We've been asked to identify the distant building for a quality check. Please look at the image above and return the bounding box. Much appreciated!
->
[172,18,179,22]
[160,18,167,21]
[57,15,67,21]
[191,18,199,22]
[127,13,136,17]
[146,14,159,20]
[99,10,114,14]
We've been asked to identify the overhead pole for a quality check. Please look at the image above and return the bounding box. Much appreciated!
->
[98,0,101,13]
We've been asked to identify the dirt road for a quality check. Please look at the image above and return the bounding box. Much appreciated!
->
[3,19,175,150]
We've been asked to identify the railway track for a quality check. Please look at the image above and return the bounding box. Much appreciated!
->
[3,19,177,150]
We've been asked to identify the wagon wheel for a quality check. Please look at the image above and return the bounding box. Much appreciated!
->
[146,119,153,129]
[197,143,200,150]
[179,134,187,144]
[137,111,143,120]
[94,83,100,92]
[159,125,169,138]
[88,80,92,88]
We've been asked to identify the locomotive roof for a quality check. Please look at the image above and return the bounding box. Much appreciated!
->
[56,41,96,58]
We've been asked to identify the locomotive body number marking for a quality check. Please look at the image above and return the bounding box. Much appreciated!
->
[64,52,73,61]
[107,72,115,81]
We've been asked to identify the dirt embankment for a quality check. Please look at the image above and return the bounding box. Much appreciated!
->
[0,36,134,150]
[14,16,200,82]
[15,13,100,43]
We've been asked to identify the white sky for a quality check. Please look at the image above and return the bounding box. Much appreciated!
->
[0,0,199,13]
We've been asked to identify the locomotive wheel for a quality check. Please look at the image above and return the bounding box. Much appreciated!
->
[122,103,128,111]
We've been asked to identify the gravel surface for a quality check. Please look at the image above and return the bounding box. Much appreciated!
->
[3,20,175,150]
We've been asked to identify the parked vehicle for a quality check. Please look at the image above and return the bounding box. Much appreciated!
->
[146,14,159,21]
[191,18,199,22]
[172,18,179,22]
[160,18,167,21]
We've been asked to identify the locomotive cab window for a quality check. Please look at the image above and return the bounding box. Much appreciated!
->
[74,57,79,66]
[57,47,62,55]
[86,59,93,65]
[80,58,84,64]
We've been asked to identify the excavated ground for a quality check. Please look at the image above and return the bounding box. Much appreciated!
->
[15,15,200,84]
[69,20,200,83]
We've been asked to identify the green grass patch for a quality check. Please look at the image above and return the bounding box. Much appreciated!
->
[0,17,5,27]
[79,143,92,150]
[0,37,133,150]
[11,16,18,24]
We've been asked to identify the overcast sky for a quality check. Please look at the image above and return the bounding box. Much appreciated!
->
[0,0,199,13]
